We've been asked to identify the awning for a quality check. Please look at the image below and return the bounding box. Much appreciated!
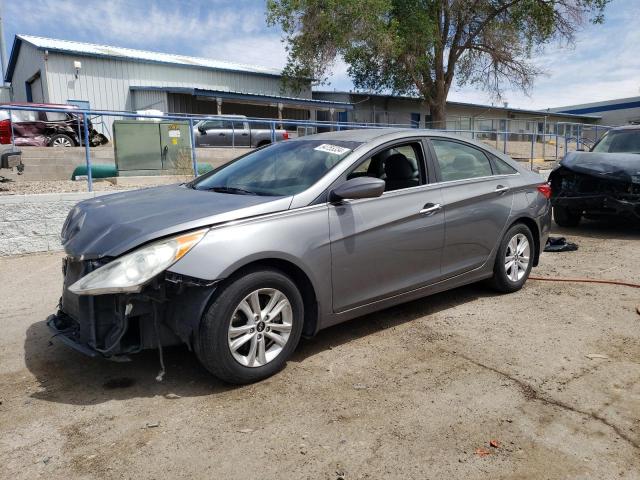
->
[130,86,353,110]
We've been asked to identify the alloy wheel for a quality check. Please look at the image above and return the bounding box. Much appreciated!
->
[227,288,293,368]
[52,137,73,147]
[504,233,530,282]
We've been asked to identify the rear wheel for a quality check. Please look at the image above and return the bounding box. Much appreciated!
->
[553,205,581,227]
[49,134,75,147]
[195,268,304,384]
[490,223,534,293]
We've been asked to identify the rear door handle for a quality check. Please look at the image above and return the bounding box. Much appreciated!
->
[419,203,442,216]
[495,185,510,194]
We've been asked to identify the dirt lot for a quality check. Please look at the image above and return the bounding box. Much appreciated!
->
[1,220,639,479]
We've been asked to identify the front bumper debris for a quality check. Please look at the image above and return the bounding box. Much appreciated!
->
[48,257,217,359]
[47,312,100,357]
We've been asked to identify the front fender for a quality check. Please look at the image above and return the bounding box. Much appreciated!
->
[167,204,332,322]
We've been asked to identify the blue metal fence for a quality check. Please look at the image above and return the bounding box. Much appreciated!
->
[2,104,611,192]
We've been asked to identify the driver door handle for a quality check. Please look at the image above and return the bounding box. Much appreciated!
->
[495,185,510,194]
[419,203,442,216]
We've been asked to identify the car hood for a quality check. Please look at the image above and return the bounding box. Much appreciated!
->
[560,151,640,183]
[62,184,292,259]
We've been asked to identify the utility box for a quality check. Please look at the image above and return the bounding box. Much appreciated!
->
[113,120,193,176]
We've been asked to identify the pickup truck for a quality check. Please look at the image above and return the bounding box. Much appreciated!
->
[193,115,288,148]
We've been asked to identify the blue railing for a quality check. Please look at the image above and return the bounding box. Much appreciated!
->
[2,104,611,191]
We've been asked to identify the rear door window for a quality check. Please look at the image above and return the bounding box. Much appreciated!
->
[430,139,493,182]
[489,154,518,175]
[45,111,70,122]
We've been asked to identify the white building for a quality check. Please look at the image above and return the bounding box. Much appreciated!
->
[4,35,352,128]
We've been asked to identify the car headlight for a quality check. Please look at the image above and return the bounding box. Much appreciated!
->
[69,229,208,295]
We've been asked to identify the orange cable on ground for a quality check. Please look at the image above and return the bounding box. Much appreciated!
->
[528,276,640,289]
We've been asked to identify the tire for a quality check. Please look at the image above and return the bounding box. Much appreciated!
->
[195,268,304,384]
[49,134,75,147]
[490,223,534,293]
[256,141,271,148]
[553,205,581,227]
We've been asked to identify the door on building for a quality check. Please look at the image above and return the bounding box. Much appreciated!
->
[337,111,348,124]
[410,113,421,128]
[26,72,44,103]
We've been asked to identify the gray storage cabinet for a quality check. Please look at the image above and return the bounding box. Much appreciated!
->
[113,120,193,176]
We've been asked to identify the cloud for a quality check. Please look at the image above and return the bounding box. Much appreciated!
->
[5,0,284,69]
[449,0,640,108]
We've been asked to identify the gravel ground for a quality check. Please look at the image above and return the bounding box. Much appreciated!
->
[0,220,639,479]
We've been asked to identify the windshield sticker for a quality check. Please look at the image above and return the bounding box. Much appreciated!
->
[314,144,351,155]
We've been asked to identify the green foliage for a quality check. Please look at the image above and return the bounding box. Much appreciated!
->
[267,0,610,122]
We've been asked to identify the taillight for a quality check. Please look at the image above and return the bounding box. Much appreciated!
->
[537,183,552,199]
[0,119,11,145]
[282,131,289,140]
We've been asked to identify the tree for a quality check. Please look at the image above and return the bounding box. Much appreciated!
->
[267,0,609,126]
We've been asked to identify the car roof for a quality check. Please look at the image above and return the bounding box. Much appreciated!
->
[0,102,78,109]
[293,127,492,144]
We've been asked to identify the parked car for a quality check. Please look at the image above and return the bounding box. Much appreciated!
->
[48,129,551,384]
[549,125,640,226]
[193,115,288,148]
[0,103,108,148]
[0,143,22,176]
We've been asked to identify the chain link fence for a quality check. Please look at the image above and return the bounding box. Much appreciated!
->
[1,104,612,193]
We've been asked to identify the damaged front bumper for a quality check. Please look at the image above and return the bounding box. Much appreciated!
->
[47,257,217,359]
[550,165,640,219]
[553,194,640,218]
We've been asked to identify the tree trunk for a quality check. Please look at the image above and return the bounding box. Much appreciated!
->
[429,98,447,129]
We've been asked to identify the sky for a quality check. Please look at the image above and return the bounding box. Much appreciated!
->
[2,0,639,110]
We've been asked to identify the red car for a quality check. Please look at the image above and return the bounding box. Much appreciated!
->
[0,103,108,147]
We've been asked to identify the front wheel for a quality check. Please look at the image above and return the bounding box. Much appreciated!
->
[195,268,304,384]
[490,223,534,293]
[553,205,581,227]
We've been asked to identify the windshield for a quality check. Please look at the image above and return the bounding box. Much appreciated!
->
[591,130,640,154]
[191,139,360,196]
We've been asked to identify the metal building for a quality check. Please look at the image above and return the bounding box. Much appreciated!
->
[313,91,599,132]
[4,35,352,127]
[550,96,640,126]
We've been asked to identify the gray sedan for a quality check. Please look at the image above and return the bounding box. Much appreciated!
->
[48,129,551,384]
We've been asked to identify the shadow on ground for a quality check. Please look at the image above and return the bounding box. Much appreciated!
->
[552,217,640,241]
[24,282,500,406]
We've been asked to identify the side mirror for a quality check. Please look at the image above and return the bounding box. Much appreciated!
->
[197,124,206,134]
[329,177,385,202]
